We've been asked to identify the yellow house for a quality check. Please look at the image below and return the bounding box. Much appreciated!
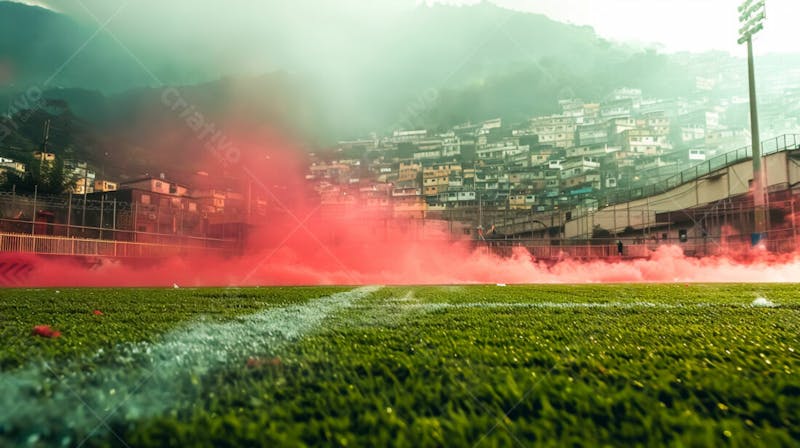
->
[94,180,118,192]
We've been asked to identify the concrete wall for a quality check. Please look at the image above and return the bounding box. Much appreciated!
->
[790,153,800,187]
[565,150,799,238]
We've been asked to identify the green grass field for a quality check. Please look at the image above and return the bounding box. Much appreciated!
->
[1,285,799,447]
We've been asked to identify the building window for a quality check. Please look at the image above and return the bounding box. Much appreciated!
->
[141,194,150,205]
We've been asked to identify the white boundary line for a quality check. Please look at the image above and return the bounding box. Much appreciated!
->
[0,286,380,444]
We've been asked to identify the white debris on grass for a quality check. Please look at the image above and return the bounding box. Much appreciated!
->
[0,286,381,445]
[751,297,777,307]
[387,291,416,303]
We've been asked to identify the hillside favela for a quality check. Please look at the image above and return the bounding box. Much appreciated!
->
[2,0,800,447]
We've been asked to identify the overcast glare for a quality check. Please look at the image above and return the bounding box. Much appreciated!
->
[431,0,799,54]
[21,0,800,57]
[2,0,798,141]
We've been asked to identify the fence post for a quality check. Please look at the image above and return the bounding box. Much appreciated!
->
[32,185,37,236]
[792,196,797,249]
[99,195,104,240]
[67,191,72,237]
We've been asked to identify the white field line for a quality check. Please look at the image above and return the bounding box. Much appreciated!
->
[376,301,726,311]
[0,286,381,445]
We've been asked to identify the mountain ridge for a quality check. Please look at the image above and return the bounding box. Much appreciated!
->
[0,1,745,171]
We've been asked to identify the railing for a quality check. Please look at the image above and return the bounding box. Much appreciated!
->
[524,244,651,259]
[0,217,237,248]
[476,234,799,260]
[489,135,800,234]
[599,134,800,206]
[0,232,237,258]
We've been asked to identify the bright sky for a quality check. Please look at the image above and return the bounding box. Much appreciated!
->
[16,0,798,57]
[424,0,798,55]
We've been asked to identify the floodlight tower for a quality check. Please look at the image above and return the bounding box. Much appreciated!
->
[738,0,767,244]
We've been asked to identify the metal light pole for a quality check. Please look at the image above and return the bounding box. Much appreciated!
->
[738,0,767,245]
[81,163,89,230]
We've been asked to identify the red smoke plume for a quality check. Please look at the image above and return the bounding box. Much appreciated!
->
[3,131,800,287]
[5,242,800,287]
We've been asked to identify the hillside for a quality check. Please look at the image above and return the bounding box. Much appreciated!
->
[0,1,704,158]
[0,2,152,91]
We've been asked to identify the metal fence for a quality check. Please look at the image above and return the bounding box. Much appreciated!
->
[0,232,236,258]
[477,233,799,260]
[0,187,246,247]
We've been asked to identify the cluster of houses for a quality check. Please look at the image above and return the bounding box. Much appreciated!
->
[2,74,797,245]
[306,87,775,221]
[0,151,119,194]
[0,150,266,243]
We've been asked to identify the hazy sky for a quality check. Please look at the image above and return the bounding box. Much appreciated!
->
[425,0,797,55]
[14,0,798,57]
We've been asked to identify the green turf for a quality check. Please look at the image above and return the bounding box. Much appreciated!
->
[1,285,799,447]
[0,286,350,370]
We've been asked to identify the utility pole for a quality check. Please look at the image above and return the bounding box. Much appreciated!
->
[66,191,72,237]
[40,120,50,154]
[35,121,49,236]
[112,198,117,237]
[738,0,767,245]
[247,180,253,222]
[478,193,483,229]
[81,162,88,232]
[99,194,104,239]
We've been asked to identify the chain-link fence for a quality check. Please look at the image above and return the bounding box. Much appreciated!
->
[0,190,240,253]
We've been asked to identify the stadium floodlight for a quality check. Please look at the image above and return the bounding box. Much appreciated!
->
[738,0,766,43]
[740,8,766,25]
[738,0,754,12]
[739,1,765,19]
[738,0,767,244]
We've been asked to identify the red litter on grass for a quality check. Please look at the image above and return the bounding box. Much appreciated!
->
[32,325,61,338]
[93,310,103,316]
[246,356,282,368]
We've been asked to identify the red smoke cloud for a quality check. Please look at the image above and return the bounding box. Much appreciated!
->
[5,243,800,287]
[3,131,800,287]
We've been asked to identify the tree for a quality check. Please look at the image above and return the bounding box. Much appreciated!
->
[1,154,77,195]
[44,157,77,194]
